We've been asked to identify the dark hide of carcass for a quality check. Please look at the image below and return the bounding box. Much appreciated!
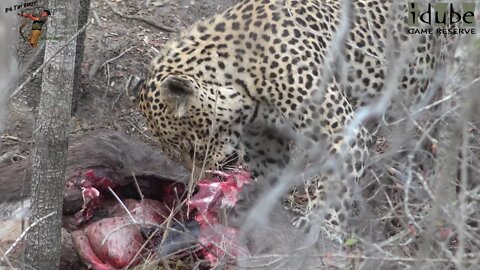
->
[0,130,191,209]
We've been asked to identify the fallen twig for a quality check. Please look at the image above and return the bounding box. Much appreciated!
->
[99,46,136,71]
[91,11,103,27]
[106,2,176,32]
[0,135,23,142]
[111,86,125,109]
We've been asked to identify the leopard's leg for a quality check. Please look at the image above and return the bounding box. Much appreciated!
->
[291,175,357,243]
[290,80,371,242]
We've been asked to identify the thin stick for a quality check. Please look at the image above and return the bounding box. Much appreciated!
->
[131,172,144,202]
[106,2,176,32]
[111,86,125,109]
[91,11,103,27]
[404,154,421,232]
[9,22,91,99]
[107,187,136,223]
[455,108,470,268]
[186,139,198,216]
[1,211,56,263]
[99,45,136,70]
[387,77,478,126]
[0,135,23,142]
[104,63,111,97]
[0,246,15,269]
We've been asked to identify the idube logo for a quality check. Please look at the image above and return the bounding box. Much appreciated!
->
[407,3,476,35]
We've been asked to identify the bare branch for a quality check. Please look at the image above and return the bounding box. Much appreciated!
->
[106,1,176,32]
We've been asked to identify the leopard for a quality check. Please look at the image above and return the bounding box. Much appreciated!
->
[128,0,446,241]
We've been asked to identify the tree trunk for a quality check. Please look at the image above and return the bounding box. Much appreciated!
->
[72,0,91,114]
[24,0,85,269]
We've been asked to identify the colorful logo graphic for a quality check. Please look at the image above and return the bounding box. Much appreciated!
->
[18,9,51,48]
[407,2,476,35]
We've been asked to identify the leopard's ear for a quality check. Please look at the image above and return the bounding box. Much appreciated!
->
[125,75,145,104]
[162,76,195,118]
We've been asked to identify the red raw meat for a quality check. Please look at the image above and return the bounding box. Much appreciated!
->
[71,167,253,269]
[72,199,168,269]
[188,168,252,265]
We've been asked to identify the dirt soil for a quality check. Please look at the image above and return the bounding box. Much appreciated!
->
[2,0,238,158]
